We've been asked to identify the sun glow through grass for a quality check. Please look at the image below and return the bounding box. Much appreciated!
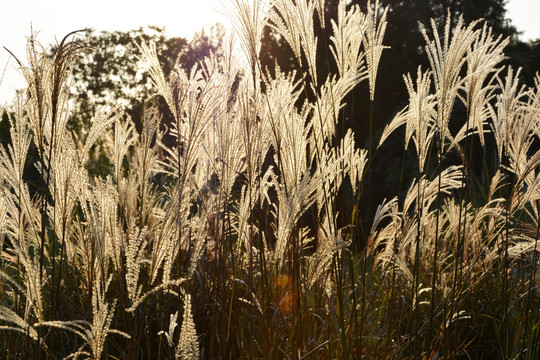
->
[0,1,539,359]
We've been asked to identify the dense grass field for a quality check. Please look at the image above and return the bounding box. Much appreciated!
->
[0,0,539,358]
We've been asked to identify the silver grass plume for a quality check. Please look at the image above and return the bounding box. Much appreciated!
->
[124,220,148,306]
[499,72,540,186]
[314,0,326,28]
[0,99,49,333]
[490,67,526,162]
[38,275,129,359]
[368,166,464,279]
[368,197,403,271]
[422,14,479,153]
[269,0,319,86]
[89,273,129,359]
[176,294,199,360]
[226,0,269,85]
[363,0,388,101]
[379,67,436,172]
[138,41,177,121]
[112,115,138,181]
[158,311,178,348]
[312,69,363,147]
[0,304,39,341]
[457,24,508,147]
[329,0,367,82]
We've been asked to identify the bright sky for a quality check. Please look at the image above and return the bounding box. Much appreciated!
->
[506,0,540,41]
[0,0,233,104]
[0,0,539,104]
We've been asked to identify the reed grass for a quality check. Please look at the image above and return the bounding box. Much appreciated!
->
[0,1,538,358]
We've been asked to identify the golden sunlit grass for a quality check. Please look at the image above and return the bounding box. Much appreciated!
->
[0,0,539,359]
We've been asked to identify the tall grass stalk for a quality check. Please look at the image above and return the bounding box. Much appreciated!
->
[1,1,539,358]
